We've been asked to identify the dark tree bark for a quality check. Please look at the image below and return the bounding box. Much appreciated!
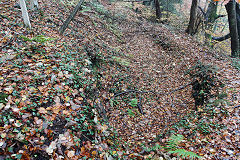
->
[235,2,240,47]
[59,0,84,35]
[154,0,161,19]
[186,0,198,35]
[225,0,239,57]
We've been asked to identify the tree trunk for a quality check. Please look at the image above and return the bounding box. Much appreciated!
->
[59,0,84,35]
[19,0,31,28]
[225,0,239,57]
[235,2,240,49]
[206,1,218,23]
[186,0,198,35]
[30,0,39,10]
[154,0,161,19]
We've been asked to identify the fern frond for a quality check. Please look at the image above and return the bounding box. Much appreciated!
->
[164,134,184,150]
[20,35,54,43]
[168,134,184,146]
[32,35,55,43]
[168,149,202,160]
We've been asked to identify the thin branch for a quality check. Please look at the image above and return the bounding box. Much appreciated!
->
[168,82,193,95]
[137,95,143,114]
[113,82,192,98]
[110,82,192,115]
[215,14,227,19]
[113,90,159,97]
[212,33,230,41]
[198,6,206,18]
[59,0,84,35]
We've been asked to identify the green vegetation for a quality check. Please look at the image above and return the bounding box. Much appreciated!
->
[20,35,55,44]
[0,92,8,104]
[166,134,202,160]
[187,61,224,107]
[144,134,202,160]
[232,58,240,70]
[0,0,238,159]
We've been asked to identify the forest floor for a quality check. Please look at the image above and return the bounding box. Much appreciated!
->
[0,0,240,159]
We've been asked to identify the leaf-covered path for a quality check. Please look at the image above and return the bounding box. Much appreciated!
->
[102,1,240,159]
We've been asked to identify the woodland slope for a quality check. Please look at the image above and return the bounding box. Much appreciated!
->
[0,0,240,159]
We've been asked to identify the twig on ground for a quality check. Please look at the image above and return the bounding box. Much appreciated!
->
[113,89,159,97]
[113,82,192,98]
[137,95,143,114]
[111,82,192,114]
[0,37,13,50]
[168,82,193,95]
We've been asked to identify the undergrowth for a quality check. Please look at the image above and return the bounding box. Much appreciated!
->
[144,134,202,160]
[232,58,240,70]
[170,62,228,135]
[186,61,224,108]
[166,134,202,160]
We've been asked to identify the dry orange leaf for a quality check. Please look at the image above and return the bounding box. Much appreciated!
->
[92,150,97,155]
[52,106,61,114]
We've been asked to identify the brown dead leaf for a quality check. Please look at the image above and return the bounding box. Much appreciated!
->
[38,107,47,114]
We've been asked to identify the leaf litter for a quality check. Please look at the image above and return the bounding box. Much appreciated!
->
[0,0,240,159]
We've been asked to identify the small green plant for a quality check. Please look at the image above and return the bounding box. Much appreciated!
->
[142,143,163,156]
[165,134,184,150]
[127,109,136,117]
[143,134,202,160]
[232,58,240,70]
[165,134,202,160]
[111,56,130,66]
[187,61,223,107]
[20,35,55,44]
[0,92,8,104]
[168,149,202,160]
[20,35,55,56]
[129,98,138,107]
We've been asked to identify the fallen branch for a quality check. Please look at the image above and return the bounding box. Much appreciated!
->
[113,89,159,97]
[113,82,192,98]
[112,82,192,114]
[137,95,143,114]
[212,33,230,41]
[169,82,193,95]
[59,0,84,35]
[215,14,227,19]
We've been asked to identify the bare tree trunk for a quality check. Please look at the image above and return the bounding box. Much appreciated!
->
[186,0,198,35]
[225,0,239,57]
[19,0,31,28]
[235,2,240,50]
[30,0,39,10]
[59,0,84,35]
[154,0,161,19]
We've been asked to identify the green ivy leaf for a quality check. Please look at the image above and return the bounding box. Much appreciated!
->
[16,154,22,160]
[130,98,138,107]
